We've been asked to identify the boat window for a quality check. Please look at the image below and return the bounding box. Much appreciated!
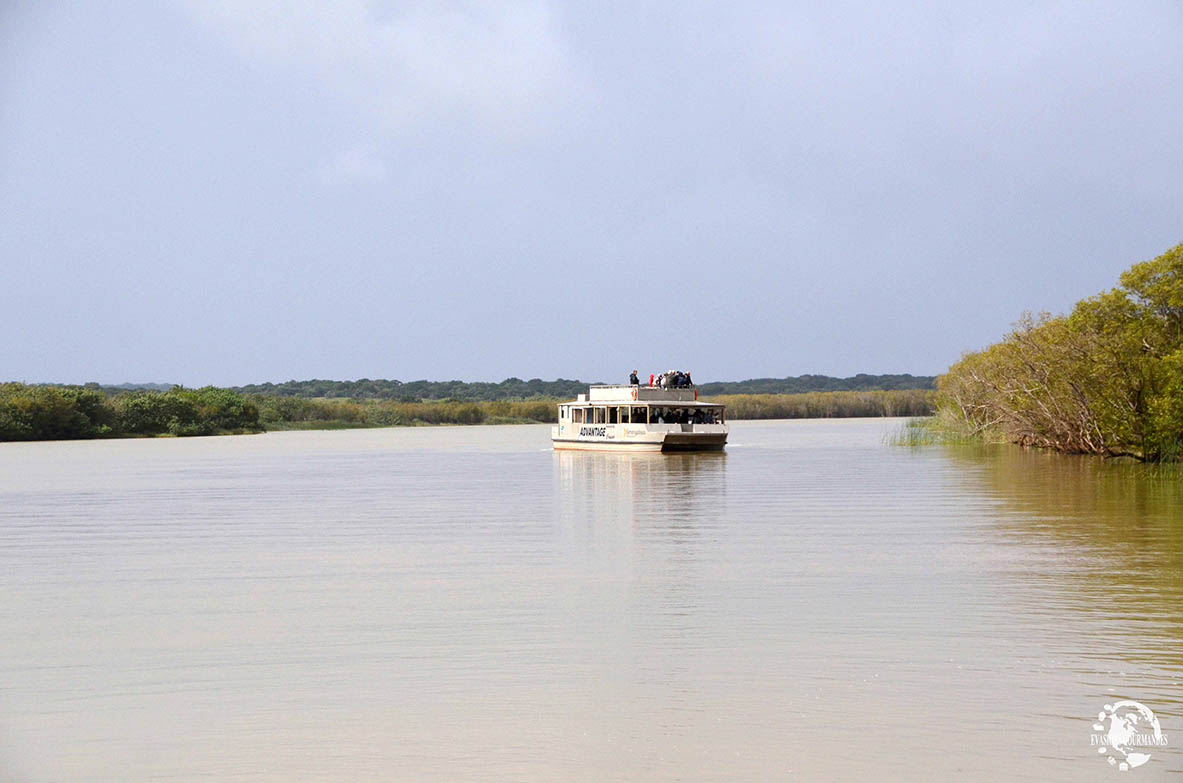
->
[572,408,583,423]
[594,407,606,424]
[608,407,619,424]
[692,406,721,424]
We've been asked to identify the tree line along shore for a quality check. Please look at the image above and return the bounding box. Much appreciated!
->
[934,243,1183,462]
[10,243,1182,460]
[0,383,934,442]
[230,373,935,401]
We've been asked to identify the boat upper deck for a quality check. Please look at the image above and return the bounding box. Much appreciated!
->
[579,385,708,404]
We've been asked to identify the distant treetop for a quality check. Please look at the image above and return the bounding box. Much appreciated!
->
[697,374,936,395]
[227,374,936,401]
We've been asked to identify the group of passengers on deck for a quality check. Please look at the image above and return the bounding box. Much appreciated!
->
[649,407,719,424]
[628,369,694,388]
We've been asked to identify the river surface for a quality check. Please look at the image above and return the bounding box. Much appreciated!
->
[1,419,1181,781]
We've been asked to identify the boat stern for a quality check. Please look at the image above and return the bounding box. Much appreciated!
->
[660,429,728,451]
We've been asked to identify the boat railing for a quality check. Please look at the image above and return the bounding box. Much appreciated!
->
[589,383,697,390]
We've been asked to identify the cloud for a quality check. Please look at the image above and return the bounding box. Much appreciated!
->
[178,0,578,136]
[317,146,387,184]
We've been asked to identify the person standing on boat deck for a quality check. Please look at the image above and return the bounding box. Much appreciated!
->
[629,370,639,385]
[648,373,654,387]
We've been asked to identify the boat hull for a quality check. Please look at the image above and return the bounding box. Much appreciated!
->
[551,427,727,452]
[660,432,727,451]
[551,438,665,452]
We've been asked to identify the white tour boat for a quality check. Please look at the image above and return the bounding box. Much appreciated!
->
[552,384,727,452]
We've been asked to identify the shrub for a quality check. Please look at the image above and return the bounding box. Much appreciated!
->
[937,243,1183,461]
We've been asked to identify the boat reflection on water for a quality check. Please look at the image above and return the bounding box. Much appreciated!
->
[553,449,729,624]
[551,449,732,721]
[555,449,728,535]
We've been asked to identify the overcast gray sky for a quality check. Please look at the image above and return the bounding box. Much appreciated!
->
[2,1,1181,386]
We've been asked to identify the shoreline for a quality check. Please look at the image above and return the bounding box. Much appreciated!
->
[1,387,933,443]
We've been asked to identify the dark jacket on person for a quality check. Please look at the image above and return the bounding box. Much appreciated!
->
[629,372,639,385]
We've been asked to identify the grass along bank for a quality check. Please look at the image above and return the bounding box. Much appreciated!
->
[0,386,935,441]
[886,415,995,447]
[251,396,557,430]
[256,390,932,431]
[706,389,932,420]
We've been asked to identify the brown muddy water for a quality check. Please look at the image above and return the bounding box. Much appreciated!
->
[1,419,1180,781]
